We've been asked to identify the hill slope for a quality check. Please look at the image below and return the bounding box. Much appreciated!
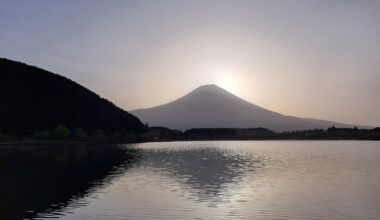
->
[131,84,362,131]
[0,58,144,134]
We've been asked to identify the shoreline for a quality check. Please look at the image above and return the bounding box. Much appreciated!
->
[1,137,379,147]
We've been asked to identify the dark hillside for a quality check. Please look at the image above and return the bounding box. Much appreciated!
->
[0,58,144,135]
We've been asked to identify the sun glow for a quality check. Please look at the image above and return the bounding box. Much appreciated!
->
[214,71,243,95]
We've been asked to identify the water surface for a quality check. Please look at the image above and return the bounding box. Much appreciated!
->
[1,141,379,220]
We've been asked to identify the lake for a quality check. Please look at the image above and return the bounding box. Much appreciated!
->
[1,141,379,220]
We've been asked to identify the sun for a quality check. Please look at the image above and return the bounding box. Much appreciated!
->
[214,71,243,95]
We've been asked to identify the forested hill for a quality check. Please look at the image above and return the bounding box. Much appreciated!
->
[0,58,145,135]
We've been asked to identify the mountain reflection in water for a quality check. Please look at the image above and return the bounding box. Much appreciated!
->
[1,142,262,219]
[1,141,380,220]
[135,146,263,202]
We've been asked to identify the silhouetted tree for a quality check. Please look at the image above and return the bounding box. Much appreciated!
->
[52,124,70,138]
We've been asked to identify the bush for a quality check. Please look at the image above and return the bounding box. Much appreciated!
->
[74,128,87,139]
[52,124,70,138]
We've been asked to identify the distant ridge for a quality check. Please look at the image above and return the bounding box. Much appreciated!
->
[131,84,366,131]
[0,58,144,134]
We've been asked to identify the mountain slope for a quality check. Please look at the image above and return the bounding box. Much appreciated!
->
[0,58,144,134]
[131,84,360,131]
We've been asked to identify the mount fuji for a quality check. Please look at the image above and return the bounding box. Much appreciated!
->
[131,84,360,131]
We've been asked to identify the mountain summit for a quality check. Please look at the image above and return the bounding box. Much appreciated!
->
[131,84,358,131]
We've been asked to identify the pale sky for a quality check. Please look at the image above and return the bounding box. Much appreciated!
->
[1,0,379,126]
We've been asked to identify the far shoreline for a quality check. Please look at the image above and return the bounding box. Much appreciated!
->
[1,137,379,147]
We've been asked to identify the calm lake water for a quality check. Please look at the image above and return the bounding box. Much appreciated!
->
[1,141,380,220]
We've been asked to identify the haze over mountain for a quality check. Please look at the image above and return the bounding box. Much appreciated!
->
[132,84,362,132]
[0,58,144,135]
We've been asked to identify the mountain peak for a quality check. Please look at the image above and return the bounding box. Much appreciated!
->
[190,84,232,96]
[199,83,218,88]
[196,84,221,91]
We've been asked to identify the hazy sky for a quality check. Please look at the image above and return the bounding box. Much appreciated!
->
[1,0,379,126]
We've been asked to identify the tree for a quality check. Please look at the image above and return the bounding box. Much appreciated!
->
[52,124,70,138]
